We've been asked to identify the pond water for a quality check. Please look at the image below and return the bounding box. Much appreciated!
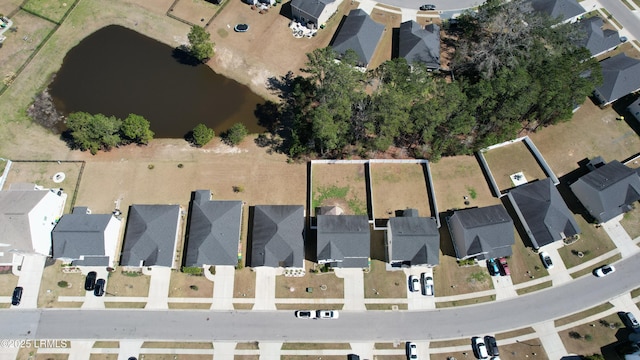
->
[49,25,265,138]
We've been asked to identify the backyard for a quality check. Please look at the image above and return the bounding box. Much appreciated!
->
[481,139,550,193]
[311,163,369,216]
[369,162,432,220]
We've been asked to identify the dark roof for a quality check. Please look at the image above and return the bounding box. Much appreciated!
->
[388,216,440,266]
[250,205,305,267]
[120,205,180,267]
[529,0,585,22]
[331,9,385,67]
[575,17,619,57]
[72,256,110,266]
[52,208,113,260]
[595,53,640,104]
[447,205,515,260]
[398,21,440,69]
[184,191,243,267]
[317,215,370,268]
[290,0,336,20]
[507,178,580,249]
[570,160,640,223]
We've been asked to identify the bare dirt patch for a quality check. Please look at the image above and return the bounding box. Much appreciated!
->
[482,140,549,192]
[234,266,256,298]
[311,163,368,216]
[106,269,150,297]
[370,162,431,219]
[169,271,214,297]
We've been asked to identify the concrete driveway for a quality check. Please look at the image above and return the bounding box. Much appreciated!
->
[253,267,278,310]
[81,266,110,309]
[334,268,365,310]
[144,266,172,309]
[404,267,436,310]
[209,265,235,310]
[12,254,47,309]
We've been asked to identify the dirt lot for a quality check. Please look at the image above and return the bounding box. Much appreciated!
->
[311,163,368,216]
[482,140,549,193]
[370,162,431,219]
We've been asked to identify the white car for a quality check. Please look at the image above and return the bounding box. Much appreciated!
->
[409,275,420,292]
[539,252,554,269]
[472,337,489,359]
[595,264,615,277]
[294,310,316,319]
[421,273,434,296]
[406,341,417,359]
[316,310,339,319]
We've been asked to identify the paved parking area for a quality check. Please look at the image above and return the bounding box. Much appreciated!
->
[144,266,172,309]
[334,268,366,310]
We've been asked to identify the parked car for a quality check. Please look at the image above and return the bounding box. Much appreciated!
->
[317,310,339,319]
[487,258,500,276]
[419,4,436,10]
[498,257,510,276]
[94,278,105,297]
[484,335,499,356]
[84,271,97,291]
[234,24,249,32]
[406,341,418,359]
[347,354,361,360]
[409,275,420,292]
[539,252,554,269]
[421,273,434,296]
[12,286,23,306]
[472,337,489,359]
[295,310,317,319]
[621,312,640,332]
[594,264,615,277]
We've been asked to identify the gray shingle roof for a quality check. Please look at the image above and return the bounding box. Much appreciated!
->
[529,0,585,22]
[52,208,113,260]
[575,17,619,57]
[250,205,304,268]
[398,21,440,69]
[317,215,370,268]
[184,190,242,267]
[120,205,180,267]
[570,160,640,223]
[594,53,640,105]
[447,205,515,260]
[388,216,440,266]
[331,9,385,67]
[507,178,580,249]
[290,0,336,21]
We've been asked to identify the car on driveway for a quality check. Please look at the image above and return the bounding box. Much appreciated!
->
[409,275,420,292]
[94,279,105,297]
[498,257,510,276]
[84,271,97,291]
[419,4,436,10]
[539,252,553,269]
[295,310,317,319]
[472,337,489,359]
[594,264,615,277]
[484,335,499,356]
[421,273,434,296]
[487,258,500,276]
[621,312,640,332]
[234,24,249,32]
[317,310,339,319]
[406,341,418,359]
[12,286,23,306]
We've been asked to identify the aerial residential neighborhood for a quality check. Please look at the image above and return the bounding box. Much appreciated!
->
[0,0,640,359]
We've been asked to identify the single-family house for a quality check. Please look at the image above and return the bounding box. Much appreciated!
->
[570,160,640,223]
[0,183,66,265]
[290,0,342,28]
[317,214,370,268]
[52,207,121,267]
[507,178,580,249]
[331,9,385,68]
[528,0,586,24]
[628,98,640,122]
[184,190,243,267]
[398,21,441,70]
[250,205,305,268]
[120,204,181,268]
[574,17,620,58]
[386,209,440,267]
[593,53,640,106]
[446,205,515,260]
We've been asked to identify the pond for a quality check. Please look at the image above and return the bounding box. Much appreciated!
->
[48,25,265,138]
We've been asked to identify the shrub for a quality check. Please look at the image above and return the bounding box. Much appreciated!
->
[224,123,248,146]
[584,334,593,342]
[569,331,582,339]
[233,185,245,193]
[209,266,216,275]
[177,163,184,168]
[236,260,243,270]
[57,280,68,288]
[148,164,154,170]
[182,266,204,275]
[189,285,199,291]
[191,123,215,147]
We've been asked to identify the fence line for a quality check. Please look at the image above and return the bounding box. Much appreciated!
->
[0,160,13,191]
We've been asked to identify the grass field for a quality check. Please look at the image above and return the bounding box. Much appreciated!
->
[370,162,432,219]
[482,140,549,193]
[311,163,368,216]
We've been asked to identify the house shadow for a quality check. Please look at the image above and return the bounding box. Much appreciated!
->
[328,15,349,46]
[500,194,537,249]
[437,212,457,258]
[611,93,640,136]
[245,206,255,267]
[278,1,293,19]
[370,226,386,262]
[556,158,597,223]
[390,27,400,59]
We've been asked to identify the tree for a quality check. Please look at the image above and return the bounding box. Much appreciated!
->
[191,123,215,147]
[187,25,214,62]
[121,114,154,145]
[224,123,248,146]
[66,112,122,155]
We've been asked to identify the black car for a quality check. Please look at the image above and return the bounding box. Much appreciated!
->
[94,279,105,297]
[12,286,23,306]
[484,335,499,356]
[84,271,97,291]
[420,4,436,10]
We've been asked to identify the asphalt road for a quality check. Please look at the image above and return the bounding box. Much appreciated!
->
[598,0,640,40]
[1,254,639,342]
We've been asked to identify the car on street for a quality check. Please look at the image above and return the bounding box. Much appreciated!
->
[406,341,418,359]
[94,278,105,297]
[419,4,436,10]
[621,312,640,332]
[487,258,500,276]
[295,310,317,319]
[409,275,420,292]
[234,24,249,32]
[498,257,510,276]
[539,252,553,269]
[12,286,23,306]
[84,271,97,291]
[421,273,434,296]
[472,337,489,359]
[594,264,615,277]
[317,310,339,319]
[484,335,499,356]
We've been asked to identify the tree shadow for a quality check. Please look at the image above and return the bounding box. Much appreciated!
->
[172,46,201,66]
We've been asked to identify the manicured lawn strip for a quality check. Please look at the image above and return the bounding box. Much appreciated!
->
[554,302,613,327]
[495,327,536,341]
[141,342,213,349]
[276,304,344,310]
[559,313,622,356]
[236,342,260,350]
[516,281,553,295]
[557,217,616,269]
[363,260,407,298]
[89,355,118,360]
[429,338,473,348]
[435,295,495,308]
[599,9,623,29]
[233,303,254,310]
[621,0,635,9]
[496,339,548,359]
[281,343,351,350]
[569,254,622,279]
[93,341,119,348]
[631,287,640,299]
[140,355,213,360]
[168,303,212,309]
[375,343,404,349]
[365,304,408,310]
[104,302,146,308]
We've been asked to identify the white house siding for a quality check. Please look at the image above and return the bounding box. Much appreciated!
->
[318,0,342,26]
[103,216,122,267]
[27,191,65,256]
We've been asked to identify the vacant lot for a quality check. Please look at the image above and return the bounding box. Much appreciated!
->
[311,163,368,216]
[482,140,549,193]
[370,162,431,219]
